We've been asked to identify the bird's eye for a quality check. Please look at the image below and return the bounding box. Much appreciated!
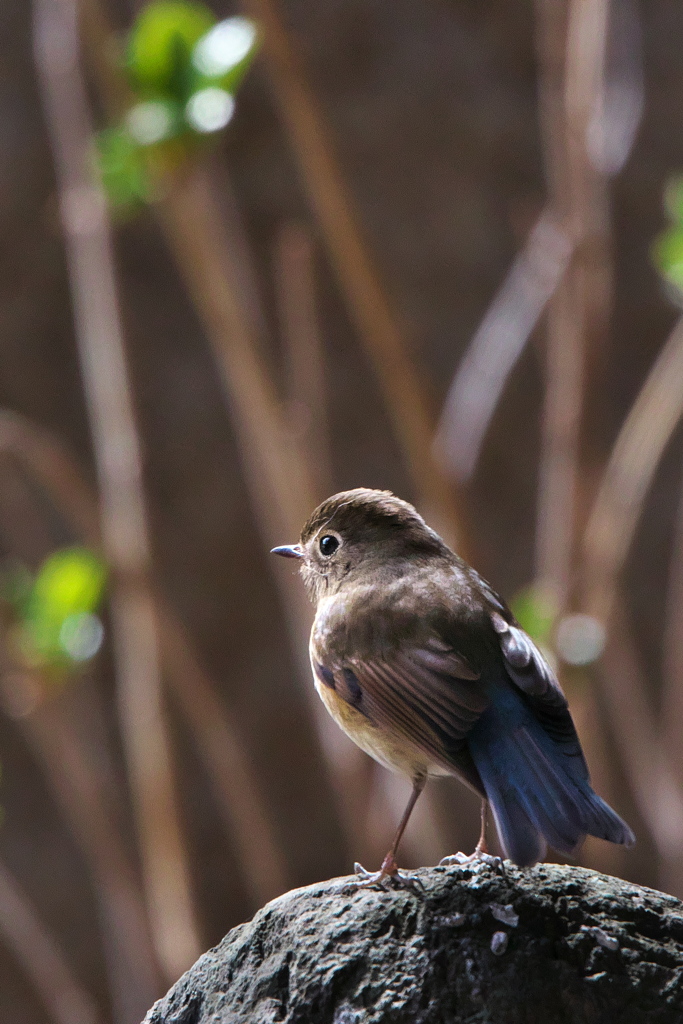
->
[319,534,339,557]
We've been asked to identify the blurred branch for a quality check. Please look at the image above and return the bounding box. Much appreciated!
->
[533,0,613,610]
[663,457,683,792]
[529,0,610,832]
[585,0,643,178]
[80,0,450,872]
[158,613,290,904]
[33,0,200,978]
[434,211,572,482]
[157,159,378,860]
[0,429,162,1023]
[662,479,683,898]
[437,0,642,491]
[600,604,683,872]
[0,416,100,544]
[159,163,315,545]
[77,0,128,119]
[0,857,101,1024]
[535,277,586,607]
[275,221,332,499]
[0,410,290,907]
[239,0,463,544]
[582,316,683,623]
[530,0,647,886]
[0,664,161,1024]
[580,318,683,892]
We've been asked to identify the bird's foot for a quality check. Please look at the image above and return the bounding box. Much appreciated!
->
[353,854,425,895]
[439,845,506,876]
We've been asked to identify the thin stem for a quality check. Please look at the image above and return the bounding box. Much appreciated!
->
[533,0,613,610]
[159,163,315,542]
[239,0,463,546]
[579,317,683,891]
[437,0,642,487]
[662,460,683,788]
[275,221,332,500]
[582,316,683,623]
[535,274,586,606]
[0,669,162,1023]
[157,161,378,858]
[33,0,200,979]
[600,604,683,888]
[77,0,435,868]
[435,211,573,482]
[0,410,291,907]
[158,611,291,904]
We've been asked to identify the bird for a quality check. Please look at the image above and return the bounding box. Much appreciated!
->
[272,487,634,885]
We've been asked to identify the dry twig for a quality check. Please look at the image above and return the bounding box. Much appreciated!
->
[434,211,572,482]
[239,0,463,545]
[0,668,163,1023]
[157,160,383,862]
[600,606,683,880]
[437,0,643,489]
[582,316,683,623]
[533,0,613,609]
[581,317,683,892]
[0,410,290,907]
[663,461,683,796]
[79,0,459,873]
[34,0,200,978]
[275,221,332,499]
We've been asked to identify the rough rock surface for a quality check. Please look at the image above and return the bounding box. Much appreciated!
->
[144,862,683,1023]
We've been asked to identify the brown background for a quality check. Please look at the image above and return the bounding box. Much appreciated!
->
[1,0,682,1020]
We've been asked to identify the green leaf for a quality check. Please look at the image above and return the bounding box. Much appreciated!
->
[652,226,683,293]
[127,0,216,100]
[190,17,260,96]
[184,87,235,134]
[30,548,106,621]
[510,583,558,646]
[98,8,259,215]
[181,18,259,135]
[664,176,683,224]
[96,127,153,211]
[126,98,185,147]
[20,548,107,670]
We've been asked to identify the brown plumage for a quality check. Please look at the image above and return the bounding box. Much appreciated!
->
[273,488,634,884]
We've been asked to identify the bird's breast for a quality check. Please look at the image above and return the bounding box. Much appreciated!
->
[308,645,449,780]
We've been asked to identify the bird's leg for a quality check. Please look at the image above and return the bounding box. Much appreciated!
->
[475,797,489,855]
[440,799,505,874]
[355,776,426,892]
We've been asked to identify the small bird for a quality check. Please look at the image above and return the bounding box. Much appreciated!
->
[272,488,634,884]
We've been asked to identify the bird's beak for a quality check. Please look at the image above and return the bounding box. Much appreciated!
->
[270,543,304,559]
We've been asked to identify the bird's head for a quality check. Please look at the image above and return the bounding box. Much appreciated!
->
[271,488,447,602]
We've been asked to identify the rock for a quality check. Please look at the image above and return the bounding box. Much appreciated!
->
[144,862,683,1023]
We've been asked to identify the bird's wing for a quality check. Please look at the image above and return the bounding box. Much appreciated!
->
[487,605,589,778]
[312,639,489,777]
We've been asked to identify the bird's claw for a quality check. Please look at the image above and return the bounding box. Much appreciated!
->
[439,850,480,865]
[353,860,425,895]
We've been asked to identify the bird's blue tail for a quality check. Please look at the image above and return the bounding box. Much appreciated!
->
[468,686,635,867]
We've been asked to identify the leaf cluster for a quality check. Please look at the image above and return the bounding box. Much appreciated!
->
[1,547,107,676]
[97,1,259,213]
[652,177,683,297]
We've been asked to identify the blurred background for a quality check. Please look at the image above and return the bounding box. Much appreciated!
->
[2,0,683,1020]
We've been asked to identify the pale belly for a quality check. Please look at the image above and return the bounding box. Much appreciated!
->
[313,670,450,780]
